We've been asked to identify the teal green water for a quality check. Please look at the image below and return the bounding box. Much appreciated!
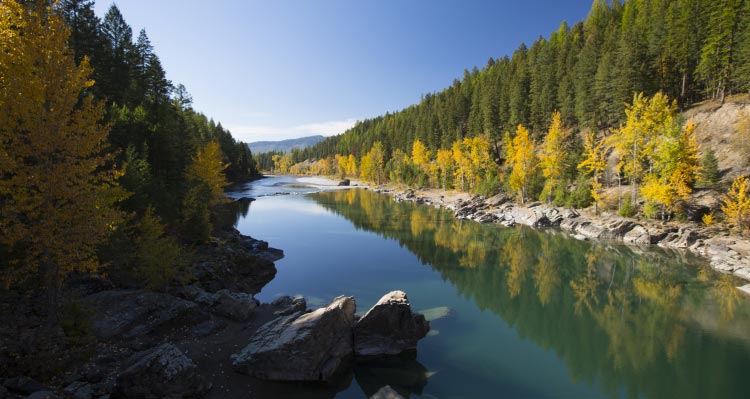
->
[230,177,750,399]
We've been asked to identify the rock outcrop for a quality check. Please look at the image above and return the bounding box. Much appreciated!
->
[231,295,356,382]
[111,343,211,399]
[354,291,429,357]
[84,290,203,344]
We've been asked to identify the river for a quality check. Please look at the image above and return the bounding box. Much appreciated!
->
[228,176,750,399]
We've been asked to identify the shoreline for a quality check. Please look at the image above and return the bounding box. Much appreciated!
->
[332,180,750,285]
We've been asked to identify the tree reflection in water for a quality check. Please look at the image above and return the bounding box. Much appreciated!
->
[310,188,750,399]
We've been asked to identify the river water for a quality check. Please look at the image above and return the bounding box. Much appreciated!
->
[228,176,750,399]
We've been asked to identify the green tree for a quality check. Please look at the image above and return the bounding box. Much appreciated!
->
[696,0,743,102]
[699,148,720,188]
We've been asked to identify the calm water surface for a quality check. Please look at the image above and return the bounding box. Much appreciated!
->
[228,176,750,399]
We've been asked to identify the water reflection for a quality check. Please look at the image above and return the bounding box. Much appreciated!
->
[305,188,750,399]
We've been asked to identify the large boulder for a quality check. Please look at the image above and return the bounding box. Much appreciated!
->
[111,343,211,399]
[231,295,356,382]
[354,291,429,357]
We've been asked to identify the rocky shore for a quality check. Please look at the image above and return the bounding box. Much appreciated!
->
[376,187,750,284]
[0,201,430,399]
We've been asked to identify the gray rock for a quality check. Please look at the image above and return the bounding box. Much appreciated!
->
[354,291,430,357]
[271,295,307,316]
[25,392,58,399]
[370,385,404,399]
[191,318,227,337]
[84,290,201,341]
[4,377,48,396]
[111,343,211,399]
[623,225,651,245]
[212,290,258,321]
[231,295,356,382]
[63,382,92,399]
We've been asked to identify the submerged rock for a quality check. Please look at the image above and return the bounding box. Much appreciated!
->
[231,295,356,382]
[370,385,405,399]
[111,343,211,399]
[354,291,429,357]
[418,306,454,322]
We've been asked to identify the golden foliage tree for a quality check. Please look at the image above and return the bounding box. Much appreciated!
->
[578,130,608,214]
[185,141,229,206]
[360,141,385,184]
[345,154,358,177]
[334,154,347,179]
[508,125,538,203]
[539,111,571,203]
[435,149,453,189]
[452,140,471,191]
[721,176,750,234]
[609,92,676,205]
[411,139,431,169]
[641,120,700,218]
[0,1,125,290]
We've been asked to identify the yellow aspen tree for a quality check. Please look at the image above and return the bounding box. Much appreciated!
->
[436,149,453,189]
[345,154,358,177]
[508,125,538,203]
[360,142,385,184]
[334,154,347,179]
[608,92,676,205]
[642,120,700,218]
[577,130,607,214]
[185,141,230,206]
[468,136,492,191]
[271,154,282,173]
[411,139,431,169]
[722,176,750,234]
[539,111,571,203]
[452,140,471,191]
[0,1,125,290]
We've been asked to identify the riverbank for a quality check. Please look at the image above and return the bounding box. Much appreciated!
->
[0,194,429,399]
[360,183,750,285]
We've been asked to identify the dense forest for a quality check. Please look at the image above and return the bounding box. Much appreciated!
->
[1,0,259,300]
[274,0,750,225]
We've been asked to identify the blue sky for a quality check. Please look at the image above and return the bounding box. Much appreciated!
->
[94,1,593,143]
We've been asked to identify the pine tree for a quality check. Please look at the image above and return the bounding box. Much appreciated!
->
[696,0,743,102]
[699,148,720,188]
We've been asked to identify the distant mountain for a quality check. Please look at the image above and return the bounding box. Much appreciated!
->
[248,135,326,154]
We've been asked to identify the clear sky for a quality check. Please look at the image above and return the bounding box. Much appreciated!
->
[94,1,593,143]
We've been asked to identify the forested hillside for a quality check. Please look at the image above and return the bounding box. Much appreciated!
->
[298,0,749,160]
[248,135,325,154]
[1,0,259,300]
[276,0,750,228]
